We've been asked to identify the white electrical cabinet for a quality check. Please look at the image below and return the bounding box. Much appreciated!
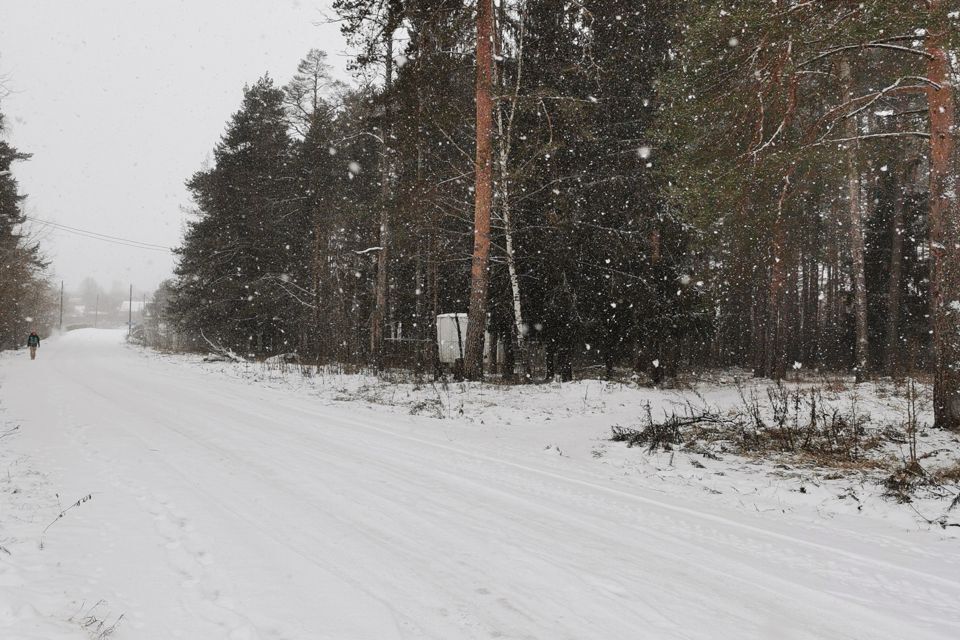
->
[436,313,469,364]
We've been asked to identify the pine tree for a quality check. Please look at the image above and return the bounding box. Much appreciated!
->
[0,109,51,348]
[173,77,303,356]
[463,0,495,380]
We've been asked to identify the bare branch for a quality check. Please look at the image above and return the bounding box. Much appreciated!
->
[800,42,932,68]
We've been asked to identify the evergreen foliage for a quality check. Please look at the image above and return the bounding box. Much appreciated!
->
[164,1,960,428]
[0,109,53,347]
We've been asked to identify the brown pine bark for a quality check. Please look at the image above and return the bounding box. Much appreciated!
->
[758,48,800,380]
[463,0,495,380]
[926,8,960,430]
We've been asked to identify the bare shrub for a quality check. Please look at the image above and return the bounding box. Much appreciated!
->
[611,382,877,466]
[611,400,744,453]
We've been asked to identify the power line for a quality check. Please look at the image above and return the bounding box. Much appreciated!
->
[38,224,173,252]
[25,215,172,250]
[24,216,174,253]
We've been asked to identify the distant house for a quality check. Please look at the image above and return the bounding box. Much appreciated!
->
[119,300,147,315]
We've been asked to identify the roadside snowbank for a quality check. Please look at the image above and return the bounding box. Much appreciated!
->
[160,349,960,535]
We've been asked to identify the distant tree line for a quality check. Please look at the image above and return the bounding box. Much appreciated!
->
[164,1,960,429]
[0,104,54,347]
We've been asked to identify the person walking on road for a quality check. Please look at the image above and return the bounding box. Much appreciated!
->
[27,331,40,360]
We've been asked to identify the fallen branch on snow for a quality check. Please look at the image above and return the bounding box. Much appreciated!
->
[199,330,247,363]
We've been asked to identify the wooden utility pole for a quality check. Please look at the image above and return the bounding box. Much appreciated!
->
[94,294,99,328]
[463,0,495,380]
[59,281,63,331]
[128,284,133,337]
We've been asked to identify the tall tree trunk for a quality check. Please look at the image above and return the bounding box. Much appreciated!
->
[926,8,960,430]
[803,244,820,366]
[464,0,495,380]
[783,244,801,368]
[823,203,845,370]
[840,59,870,383]
[502,199,524,367]
[370,13,398,369]
[752,265,768,377]
[764,176,793,380]
[734,184,765,377]
[311,226,326,361]
[495,2,527,381]
[765,228,787,379]
[885,166,909,374]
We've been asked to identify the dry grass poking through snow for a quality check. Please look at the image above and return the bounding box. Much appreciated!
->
[611,377,960,518]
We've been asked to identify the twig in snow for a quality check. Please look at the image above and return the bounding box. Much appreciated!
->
[40,492,93,549]
[71,600,125,639]
[0,425,19,440]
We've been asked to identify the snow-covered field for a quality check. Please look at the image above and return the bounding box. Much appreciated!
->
[1,329,958,639]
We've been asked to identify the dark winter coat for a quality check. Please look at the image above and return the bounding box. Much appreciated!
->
[27,334,40,347]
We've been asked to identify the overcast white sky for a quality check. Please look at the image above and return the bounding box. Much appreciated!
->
[0,0,350,293]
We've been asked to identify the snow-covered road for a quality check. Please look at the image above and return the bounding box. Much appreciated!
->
[1,329,958,639]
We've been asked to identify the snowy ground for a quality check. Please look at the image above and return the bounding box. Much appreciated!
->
[1,329,959,639]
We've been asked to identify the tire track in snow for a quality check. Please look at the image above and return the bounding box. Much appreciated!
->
[90,357,960,638]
